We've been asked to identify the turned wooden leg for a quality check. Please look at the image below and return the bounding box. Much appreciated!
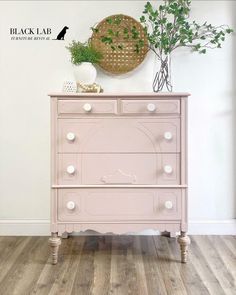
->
[49,232,61,265]
[177,231,191,263]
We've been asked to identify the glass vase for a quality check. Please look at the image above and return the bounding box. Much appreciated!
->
[153,54,173,92]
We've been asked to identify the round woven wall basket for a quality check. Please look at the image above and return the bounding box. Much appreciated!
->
[90,14,148,74]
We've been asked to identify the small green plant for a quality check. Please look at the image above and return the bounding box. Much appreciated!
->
[66,40,103,65]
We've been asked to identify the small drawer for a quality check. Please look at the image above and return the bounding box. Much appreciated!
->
[58,100,117,115]
[121,100,180,115]
[57,188,182,222]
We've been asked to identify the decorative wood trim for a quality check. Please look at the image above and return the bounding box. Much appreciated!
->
[101,169,137,184]
[56,223,182,236]
[51,184,188,188]
[0,219,236,235]
[49,93,190,98]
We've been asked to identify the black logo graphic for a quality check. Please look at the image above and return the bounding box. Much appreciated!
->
[53,26,69,40]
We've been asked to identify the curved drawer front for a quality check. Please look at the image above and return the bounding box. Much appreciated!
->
[57,188,182,222]
[58,100,117,115]
[57,153,180,185]
[57,118,180,153]
[121,99,180,115]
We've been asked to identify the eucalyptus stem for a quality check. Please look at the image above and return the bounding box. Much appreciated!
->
[140,0,233,92]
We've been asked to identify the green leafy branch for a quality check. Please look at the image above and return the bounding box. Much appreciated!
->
[140,0,233,58]
[91,15,146,53]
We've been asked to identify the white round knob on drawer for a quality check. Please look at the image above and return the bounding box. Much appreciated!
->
[66,201,75,210]
[164,131,173,140]
[164,165,173,174]
[67,165,76,175]
[83,103,92,112]
[164,201,173,209]
[147,103,156,112]
[66,132,76,141]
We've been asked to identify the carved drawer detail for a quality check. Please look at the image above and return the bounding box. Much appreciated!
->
[57,153,180,185]
[57,118,180,153]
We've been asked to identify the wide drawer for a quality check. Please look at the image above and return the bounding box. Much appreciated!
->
[121,99,180,115]
[58,100,117,115]
[57,153,180,185]
[57,118,180,153]
[57,188,182,222]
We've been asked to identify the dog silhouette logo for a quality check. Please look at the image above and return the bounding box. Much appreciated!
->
[53,26,69,40]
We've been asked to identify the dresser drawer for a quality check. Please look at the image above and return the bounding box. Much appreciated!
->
[57,188,182,222]
[121,100,180,115]
[57,153,180,185]
[58,100,117,115]
[57,118,180,153]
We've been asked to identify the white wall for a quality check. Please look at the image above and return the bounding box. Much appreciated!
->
[0,1,235,235]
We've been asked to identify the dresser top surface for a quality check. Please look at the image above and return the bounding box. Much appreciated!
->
[49,92,190,99]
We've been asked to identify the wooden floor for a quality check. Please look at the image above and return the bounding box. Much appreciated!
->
[0,235,235,295]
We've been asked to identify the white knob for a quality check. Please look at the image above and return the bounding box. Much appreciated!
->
[147,103,156,112]
[164,165,173,174]
[67,165,75,175]
[164,201,173,209]
[66,201,75,210]
[66,132,76,141]
[164,132,172,140]
[83,103,92,112]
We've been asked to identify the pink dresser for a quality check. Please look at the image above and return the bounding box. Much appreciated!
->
[49,93,190,264]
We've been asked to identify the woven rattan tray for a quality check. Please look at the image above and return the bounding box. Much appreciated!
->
[91,14,148,74]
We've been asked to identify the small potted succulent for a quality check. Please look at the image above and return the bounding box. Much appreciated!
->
[66,40,103,85]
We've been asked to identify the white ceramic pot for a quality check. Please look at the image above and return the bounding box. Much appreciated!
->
[74,62,97,85]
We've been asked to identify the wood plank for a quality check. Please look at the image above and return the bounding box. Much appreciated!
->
[153,236,188,295]
[207,236,236,294]
[0,236,235,295]
[109,235,130,295]
[91,236,112,295]
[222,236,236,256]
[70,235,97,295]
[132,236,149,295]
[196,235,236,295]
[0,237,32,284]
[32,236,77,295]
[0,237,41,295]
[9,237,49,295]
[140,235,168,295]
[125,236,145,295]
[0,237,20,262]
[47,236,85,295]
[167,236,211,295]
